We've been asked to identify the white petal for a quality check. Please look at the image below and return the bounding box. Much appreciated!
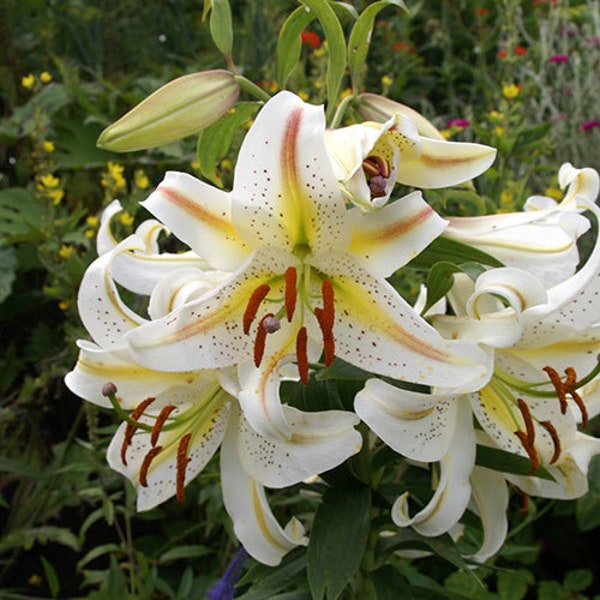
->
[354,379,461,462]
[391,397,475,536]
[237,406,361,487]
[141,170,250,271]
[232,91,351,254]
[348,191,448,278]
[96,200,122,256]
[220,406,307,566]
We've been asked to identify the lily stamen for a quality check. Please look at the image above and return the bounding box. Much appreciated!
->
[296,326,309,384]
[121,396,156,465]
[243,284,271,334]
[540,420,561,464]
[150,404,177,446]
[253,313,274,367]
[543,365,589,427]
[517,398,535,446]
[362,155,391,178]
[176,433,192,503]
[139,445,162,486]
[515,430,540,473]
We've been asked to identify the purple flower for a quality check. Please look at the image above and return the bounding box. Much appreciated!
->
[446,118,470,128]
[587,35,600,47]
[549,54,569,63]
[207,547,249,600]
[581,120,600,132]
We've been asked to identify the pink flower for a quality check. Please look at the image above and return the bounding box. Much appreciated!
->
[446,118,470,128]
[549,54,569,63]
[587,36,600,47]
[581,120,600,132]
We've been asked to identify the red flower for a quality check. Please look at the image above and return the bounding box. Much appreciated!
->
[513,45,527,56]
[474,8,490,16]
[301,31,321,48]
[497,49,507,59]
[393,41,410,51]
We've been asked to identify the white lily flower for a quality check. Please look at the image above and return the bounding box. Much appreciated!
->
[444,163,600,287]
[324,112,496,211]
[123,91,491,441]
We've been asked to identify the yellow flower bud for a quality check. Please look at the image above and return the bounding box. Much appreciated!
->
[22,74,35,89]
[42,140,55,152]
[97,70,240,152]
[40,71,53,83]
[502,84,520,99]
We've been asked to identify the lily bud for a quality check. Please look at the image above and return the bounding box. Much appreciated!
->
[356,93,446,140]
[97,70,240,152]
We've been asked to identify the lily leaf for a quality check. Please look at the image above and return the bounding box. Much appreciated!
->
[300,0,347,120]
[276,6,316,87]
[476,445,555,480]
[348,0,407,91]
[205,0,234,61]
[307,486,371,600]
[408,236,504,270]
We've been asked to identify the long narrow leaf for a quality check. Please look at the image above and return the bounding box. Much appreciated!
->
[276,7,316,87]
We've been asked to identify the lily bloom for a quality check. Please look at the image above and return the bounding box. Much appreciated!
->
[66,207,362,566]
[324,111,496,211]
[124,91,491,441]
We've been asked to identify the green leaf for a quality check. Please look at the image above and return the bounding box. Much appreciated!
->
[315,357,373,381]
[276,6,316,88]
[476,445,555,480]
[205,0,234,60]
[0,526,80,553]
[0,456,44,479]
[576,489,600,531]
[497,569,533,600]
[0,188,45,243]
[423,261,460,313]
[196,102,260,186]
[77,542,121,570]
[176,566,195,599]
[371,565,414,599]
[0,246,17,304]
[300,0,347,120]
[40,555,60,599]
[408,236,504,270]
[348,1,407,90]
[307,486,370,600]
[159,544,212,564]
[563,569,593,593]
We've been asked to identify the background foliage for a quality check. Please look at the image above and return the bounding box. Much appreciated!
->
[1,0,599,598]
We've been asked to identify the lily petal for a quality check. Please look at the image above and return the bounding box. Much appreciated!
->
[220,406,308,566]
[232,91,350,254]
[348,190,448,278]
[141,170,250,271]
[354,380,461,462]
[391,397,475,536]
[309,251,492,392]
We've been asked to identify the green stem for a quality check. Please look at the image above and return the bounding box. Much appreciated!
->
[329,93,355,129]
[234,75,271,102]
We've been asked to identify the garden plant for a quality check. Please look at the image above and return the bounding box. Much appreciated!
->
[1,1,600,599]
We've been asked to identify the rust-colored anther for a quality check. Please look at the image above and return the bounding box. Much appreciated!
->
[517,398,536,446]
[296,326,309,385]
[515,430,540,474]
[570,390,589,429]
[121,396,156,466]
[139,445,162,487]
[543,366,568,413]
[540,420,561,464]
[564,367,577,388]
[176,433,192,503]
[243,284,271,335]
[321,279,335,331]
[150,404,177,447]
[315,308,335,367]
[519,492,530,514]
[284,266,297,322]
[253,313,273,367]
[362,155,392,178]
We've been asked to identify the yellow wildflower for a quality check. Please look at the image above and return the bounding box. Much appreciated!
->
[440,129,452,140]
[119,211,134,226]
[493,125,504,136]
[86,215,99,227]
[107,162,126,189]
[190,159,200,170]
[39,173,61,188]
[58,244,76,259]
[22,74,36,89]
[85,229,96,238]
[220,159,232,171]
[298,90,310,101]
[134,169,150,190]
[340,88,353,99]
[500,190,514,205]
[381,74,393,87]
[49,189,65,205]
[40,71,53,84]
[58,299,71,311]
[42,140,55,153]
[502,84,520,99]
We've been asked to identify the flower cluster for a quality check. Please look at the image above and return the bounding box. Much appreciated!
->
[66,91,600,568]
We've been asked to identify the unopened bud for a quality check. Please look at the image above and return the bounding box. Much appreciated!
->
[97,70,240,152]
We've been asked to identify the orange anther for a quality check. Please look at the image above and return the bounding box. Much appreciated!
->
[315,307,335,367]
[517,398,535,446]
[121,396,156,466]
[296,326,309,385]
[150,404,177,447]
[176,433,192,503]
[321,279,335,331]
[570,390,589,429]
[543,366,568,413]
[284,266,297,322]
[243,284,271,335]
[139,446,162,487]
[515,430,540,474]
[540,420,561,464]
[253,313,272,367]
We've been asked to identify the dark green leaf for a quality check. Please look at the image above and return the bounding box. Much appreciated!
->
[0,247,17,303]
[276,7,316,87]
[408,236,504,269]
[476,445,555,480]
[372,565,414,600]
[40,555,60,599]
[237,553,307,600]
[307,486,371,600]
[348,1,407,90]
[497,569,533,600]
[207,0,234,59]
[424,261,460,313]
[576,490,600,531]
[159,544,212,564]
[0,188,45,242]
